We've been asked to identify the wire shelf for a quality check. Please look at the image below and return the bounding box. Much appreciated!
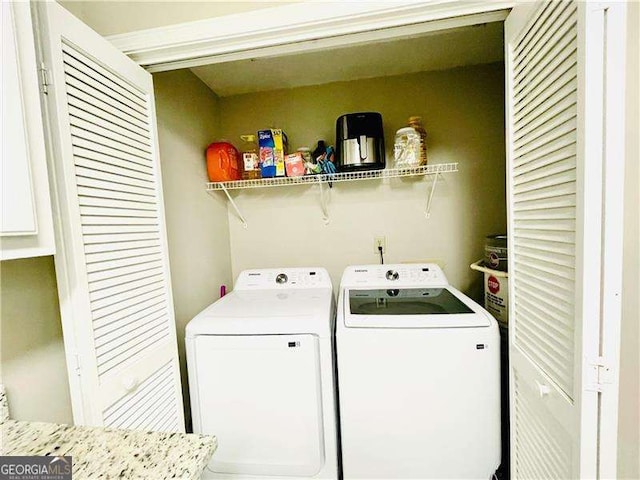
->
[205,162,458,191]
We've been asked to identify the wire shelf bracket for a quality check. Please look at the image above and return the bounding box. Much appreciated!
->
[424,171,440,219]
[205,163,458,226]
[220,184,248,229]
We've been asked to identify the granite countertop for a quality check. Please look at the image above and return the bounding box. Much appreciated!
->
[1,419,217,480]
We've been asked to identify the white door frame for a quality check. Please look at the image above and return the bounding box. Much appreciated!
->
[106,1,513,72]
[104,1,627,477]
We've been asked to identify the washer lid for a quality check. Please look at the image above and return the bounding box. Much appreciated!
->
[344,286,491,328]
[186,288,333,337]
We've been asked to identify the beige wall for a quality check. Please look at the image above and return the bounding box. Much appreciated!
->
[218,63,506,296]
[58,1,297,37]
[0,257,73,423]
[618,1,640,477]
[153,69,233,429]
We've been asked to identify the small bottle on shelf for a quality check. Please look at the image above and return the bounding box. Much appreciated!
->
[239,134,261,180]
[407,116,428,165]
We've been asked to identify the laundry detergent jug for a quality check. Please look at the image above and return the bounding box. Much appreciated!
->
[206,141,240,182]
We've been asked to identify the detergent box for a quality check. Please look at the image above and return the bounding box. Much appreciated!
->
[258,129,288,178]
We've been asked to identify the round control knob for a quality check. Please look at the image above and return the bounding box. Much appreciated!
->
[275,273,288,284]
[385,270,399,281]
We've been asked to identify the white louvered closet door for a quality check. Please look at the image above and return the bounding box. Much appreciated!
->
[36,2,185,431]
[505,2,626,479]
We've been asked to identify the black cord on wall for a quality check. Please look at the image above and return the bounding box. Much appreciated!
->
[378,245,384,264]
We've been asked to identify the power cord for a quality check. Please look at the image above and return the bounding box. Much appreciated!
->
[378,245,384,264]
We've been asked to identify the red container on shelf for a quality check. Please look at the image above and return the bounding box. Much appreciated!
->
[206,141,240,182]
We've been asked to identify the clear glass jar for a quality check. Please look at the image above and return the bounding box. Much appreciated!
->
[393,127,421,167]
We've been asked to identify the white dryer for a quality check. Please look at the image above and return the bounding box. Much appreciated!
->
[186,268,339,480]
[336,264,501,479]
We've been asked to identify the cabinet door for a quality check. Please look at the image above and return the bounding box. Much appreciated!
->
[1,2,54,259]
[505,2,626,478]
[35,2,184,431]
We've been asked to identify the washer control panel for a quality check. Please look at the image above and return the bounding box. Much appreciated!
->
[341,264,448,287]
[235,268,331,290]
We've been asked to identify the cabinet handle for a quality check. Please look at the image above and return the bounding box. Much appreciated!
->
[536,380,551,398]
[122,376,139,392]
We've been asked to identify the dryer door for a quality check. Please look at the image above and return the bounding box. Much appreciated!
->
[192,334,324,476]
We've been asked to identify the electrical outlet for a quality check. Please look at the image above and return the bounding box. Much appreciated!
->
[373,236,386,254]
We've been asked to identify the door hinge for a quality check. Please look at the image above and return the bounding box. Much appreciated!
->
[73,353,82,377]
[586,356,614,392]
[39,63,50,94]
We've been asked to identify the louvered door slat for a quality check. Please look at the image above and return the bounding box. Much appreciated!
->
[96,317,168,360]
[513,206,576,222]
[76,175,154,195]
[513,193,576,213]
[79,207,159,220]
[515,405,565,478]
[95,312,167,349]
[75,160,155,187]
[513,178,576,203]
[63,58,148,116]
[516,274,575,307]
[84,240,161,256]
[105,363,170,421]
[513,237,576,256]
[517,245,574,268]
[68,104,151,147]
[64,74,148,125]
[103,362,177,431]
[516,292,574,332]
[94,307,166,344]
[92,289,165,325]
[70,114,152,153]
[87,258,163,282]
[98,328,169,375]
[61,42,146,104]
[89,271,164,302]
[62,53,148,119]
[86,252,162,274]
[67,93,149,137]
[71,127,152,162]
[65,85,150,135]
[513,144,576,178]
[93,298,166,331]
[512,2,560,61]
[79,196,158,212]
[514,66,577,121]
[72,140,152,170]
[82,221,158,234]
[514,91,577,143]
[513,3,576,81]
[74,150,155,177]
[513,373,572,479]
[85,246,161,267]
[514,107,577,152]
[514,118,576,158]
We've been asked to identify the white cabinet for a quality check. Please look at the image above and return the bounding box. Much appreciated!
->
[1,2,54,260]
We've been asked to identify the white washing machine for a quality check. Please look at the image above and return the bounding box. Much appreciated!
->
[336,264,501,479]
[186,268,339,480]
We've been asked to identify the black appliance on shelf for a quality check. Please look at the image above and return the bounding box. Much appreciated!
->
[335,112,385,172]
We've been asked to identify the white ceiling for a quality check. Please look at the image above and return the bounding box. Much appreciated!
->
[190,22,504,98]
